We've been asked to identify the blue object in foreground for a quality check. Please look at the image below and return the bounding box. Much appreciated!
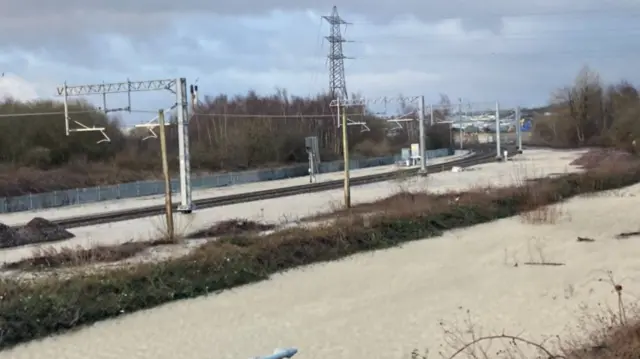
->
[255,348,298,359]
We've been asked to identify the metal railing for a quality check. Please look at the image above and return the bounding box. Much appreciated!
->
[0,148,452,213]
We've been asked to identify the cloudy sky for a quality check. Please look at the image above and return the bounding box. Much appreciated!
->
[1,0,640,124]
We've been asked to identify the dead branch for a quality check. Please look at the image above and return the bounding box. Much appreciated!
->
[446,334,566,359]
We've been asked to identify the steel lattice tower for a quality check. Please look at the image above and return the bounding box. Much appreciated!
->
[322,6,350,100]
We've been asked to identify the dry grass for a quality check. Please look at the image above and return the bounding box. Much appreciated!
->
[186,219,276,239]
[305,152,575,224]
[305,181,557,225]
[302,191,443,222]
[409,272,640,359]
[2,219,276,271]
[505,159,570,225]
[571,149,635,170]
[2,238,178,271]
[519,203,566,225]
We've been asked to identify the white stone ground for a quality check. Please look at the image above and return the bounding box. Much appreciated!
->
[0,149,586,265]
[2,166,639,359]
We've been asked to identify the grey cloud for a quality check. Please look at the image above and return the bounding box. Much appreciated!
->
[460,18,504,34]
[4,0,640,22]
[2,0,640,114]
[0,10,169,55]
[2,0,639,59]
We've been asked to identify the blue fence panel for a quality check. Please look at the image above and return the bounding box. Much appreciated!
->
[425,148,452,159]
[0,148,455,213]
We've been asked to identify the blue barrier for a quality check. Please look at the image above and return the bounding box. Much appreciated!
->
[0,148,453,213]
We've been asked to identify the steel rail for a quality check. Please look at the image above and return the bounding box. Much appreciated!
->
[49,149,502,229]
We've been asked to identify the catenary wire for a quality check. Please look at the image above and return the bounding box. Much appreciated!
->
[345,7,640,24]
[359,27,640,42]
[0,109,343,119]
[354,47,640,58]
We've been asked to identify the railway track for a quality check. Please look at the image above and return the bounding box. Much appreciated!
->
[50,148,504,229]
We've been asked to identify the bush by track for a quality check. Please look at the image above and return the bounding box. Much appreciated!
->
[0,159,639,350]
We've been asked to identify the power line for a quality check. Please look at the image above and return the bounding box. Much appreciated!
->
[0,108,176,118]
[371,31,640,42]
[359,28,640,42]
[191,113,347,118]
[352,46,640,58]
[471,7,640,17]
[237,45,640,71]
[346,7,640,24]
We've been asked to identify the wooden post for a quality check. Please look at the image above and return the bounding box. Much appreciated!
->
[158,109,174,239]
[341,103,351,208]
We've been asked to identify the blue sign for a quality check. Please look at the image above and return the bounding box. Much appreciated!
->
[520,119,532,132]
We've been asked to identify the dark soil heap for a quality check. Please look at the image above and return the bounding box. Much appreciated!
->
[0,217,74,248]
[187,219,275,239]
[570,149,634,169]
[0,222,20,248]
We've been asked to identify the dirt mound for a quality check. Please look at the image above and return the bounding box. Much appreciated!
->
[0,217,74,248]
[188,219,275,239]
[0,222,21,248]
[571,149,635,169]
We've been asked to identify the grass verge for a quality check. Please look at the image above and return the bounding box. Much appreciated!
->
[0,159,639,350]
[1,219,275,271]
[2,238,176,271]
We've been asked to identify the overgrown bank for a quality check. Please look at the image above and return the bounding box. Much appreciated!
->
[0,158,639,350]
[0,92,448,197]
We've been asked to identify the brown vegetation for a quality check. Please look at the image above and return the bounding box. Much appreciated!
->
[570,148,634,169]
[566,321,640,358]
[1,219,275,270]
[0,92,451,197]
[303,148,631,226]
[530,66,640,153]
[2,238,175,271]
[424,273,640,359]
[186,219,275,239]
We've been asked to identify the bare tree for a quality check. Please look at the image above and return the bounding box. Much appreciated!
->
[0,90,453,196]
[532,66,640,150]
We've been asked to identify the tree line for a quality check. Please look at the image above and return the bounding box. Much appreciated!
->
[0,90,449,170]
[0,90,449,196]
[530,66,640,152]
[1,66,638,196]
